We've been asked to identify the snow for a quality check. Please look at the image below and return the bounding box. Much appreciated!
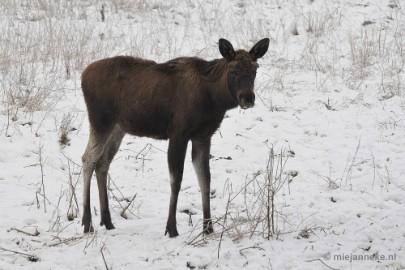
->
[0,0,404,269]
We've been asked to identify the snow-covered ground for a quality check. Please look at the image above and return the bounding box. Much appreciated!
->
[0,0,404,269]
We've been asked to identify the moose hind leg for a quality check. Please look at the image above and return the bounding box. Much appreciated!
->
[95,125,125,230]
[192,138,213,235]
[82,130,109,233]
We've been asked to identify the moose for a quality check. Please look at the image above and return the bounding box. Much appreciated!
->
[81,38,269,237]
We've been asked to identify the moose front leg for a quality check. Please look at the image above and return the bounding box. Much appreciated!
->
[192,138,213,235]
[165,137,188,237]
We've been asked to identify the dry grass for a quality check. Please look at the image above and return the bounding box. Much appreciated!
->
[1,0,402,123]
[188,146,298,246]
[59,113,74,146]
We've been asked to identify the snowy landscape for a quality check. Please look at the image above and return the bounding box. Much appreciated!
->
[0,0,404,269]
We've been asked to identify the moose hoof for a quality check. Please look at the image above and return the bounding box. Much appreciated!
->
[165,227,179,238]
[204,226,214,235]
[100,220,115,230]
[203,223,214,235]
[83,223,94,233]
[203,219,214,235]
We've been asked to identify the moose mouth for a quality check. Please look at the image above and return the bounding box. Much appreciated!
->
[238,95,255,109]
[239,102,254,109]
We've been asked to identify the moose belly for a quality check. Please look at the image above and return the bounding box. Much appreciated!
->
[119,115,169,140]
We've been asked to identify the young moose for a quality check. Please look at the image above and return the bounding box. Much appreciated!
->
[81,38,269,237]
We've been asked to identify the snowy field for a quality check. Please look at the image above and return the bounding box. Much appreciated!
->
[0,0,404,269]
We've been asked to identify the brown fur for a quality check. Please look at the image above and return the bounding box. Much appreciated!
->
[81,38,269,237]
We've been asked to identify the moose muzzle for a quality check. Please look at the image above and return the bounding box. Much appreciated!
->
[238,92,255,109]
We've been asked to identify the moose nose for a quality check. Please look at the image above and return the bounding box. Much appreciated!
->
[238,93,255,109]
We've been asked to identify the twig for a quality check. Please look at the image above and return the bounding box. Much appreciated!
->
[120,193,137,219]
[342,139,361,187]
[239,245,266,264]
[108,175,140,219]
[229,174,257,202]
[0,247,39,262]
[217,186,231,259]
[305,259,339,270]
[5,102,11,137]
[100,242,110,270]
[239,246,265,253]
[48,187,63,232]
[38,144,47,213]
[186,231,205,246]
[235,144,245,152]
[267,147,274,239]
[66,156,80,220]
[48,235,85,247]
[9,227,40,237]
[185,218,209,246]
[51,220,74,238]
[84,230,98,250]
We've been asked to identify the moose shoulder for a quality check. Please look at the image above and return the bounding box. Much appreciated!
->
[81,38,269,237]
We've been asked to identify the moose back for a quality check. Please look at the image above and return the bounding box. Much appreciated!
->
[81,38,269,237]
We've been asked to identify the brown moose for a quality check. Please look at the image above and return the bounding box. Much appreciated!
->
[81,38,269,237]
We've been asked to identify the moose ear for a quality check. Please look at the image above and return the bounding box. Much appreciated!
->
[249,38,269,61]
[219,38,236,61]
